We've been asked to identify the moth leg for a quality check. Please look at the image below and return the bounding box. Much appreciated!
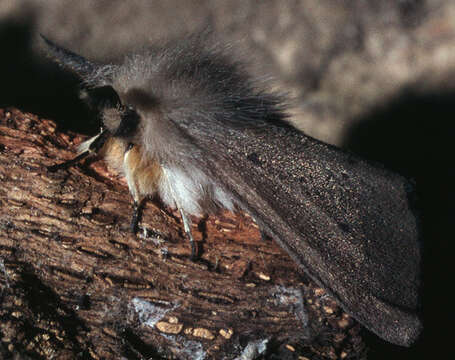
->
[130,199,145,234]
[251,216,271,242]
[260,229,272,242]
[197,215,209,243]
[260,230,267,242]
[179,209,197,261]
[123,143,145,233]
[162,168,198,260]
[47,130,109,172]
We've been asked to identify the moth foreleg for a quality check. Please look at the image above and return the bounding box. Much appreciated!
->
[47,130,108,172]
[47,151,91,172]
[123,143,144,233]
[130,199,144,234]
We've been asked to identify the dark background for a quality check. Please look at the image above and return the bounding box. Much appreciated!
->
[1,1,454,359]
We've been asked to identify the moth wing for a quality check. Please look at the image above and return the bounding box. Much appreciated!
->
[188,124,421,346]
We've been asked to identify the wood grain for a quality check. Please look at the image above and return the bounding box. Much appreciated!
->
[0,108,365,359]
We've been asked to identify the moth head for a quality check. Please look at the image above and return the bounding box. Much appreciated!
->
[81,86,141,139]
[41,35,148,141]
[97,87,161,142]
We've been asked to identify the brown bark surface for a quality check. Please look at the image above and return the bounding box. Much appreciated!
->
[0,108,365,359]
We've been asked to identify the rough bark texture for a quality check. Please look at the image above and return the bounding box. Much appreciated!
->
[0,108,367,359]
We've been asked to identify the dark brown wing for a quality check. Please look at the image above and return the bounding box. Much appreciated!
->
[191,124,422,346]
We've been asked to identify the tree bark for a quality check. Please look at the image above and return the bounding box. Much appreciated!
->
[0,108,365,359]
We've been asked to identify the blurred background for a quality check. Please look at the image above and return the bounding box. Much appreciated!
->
[1,0,454,359]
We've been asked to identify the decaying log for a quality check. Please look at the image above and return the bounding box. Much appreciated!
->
[0,108,365,359]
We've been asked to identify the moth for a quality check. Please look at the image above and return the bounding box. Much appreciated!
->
[42,32,422,347]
